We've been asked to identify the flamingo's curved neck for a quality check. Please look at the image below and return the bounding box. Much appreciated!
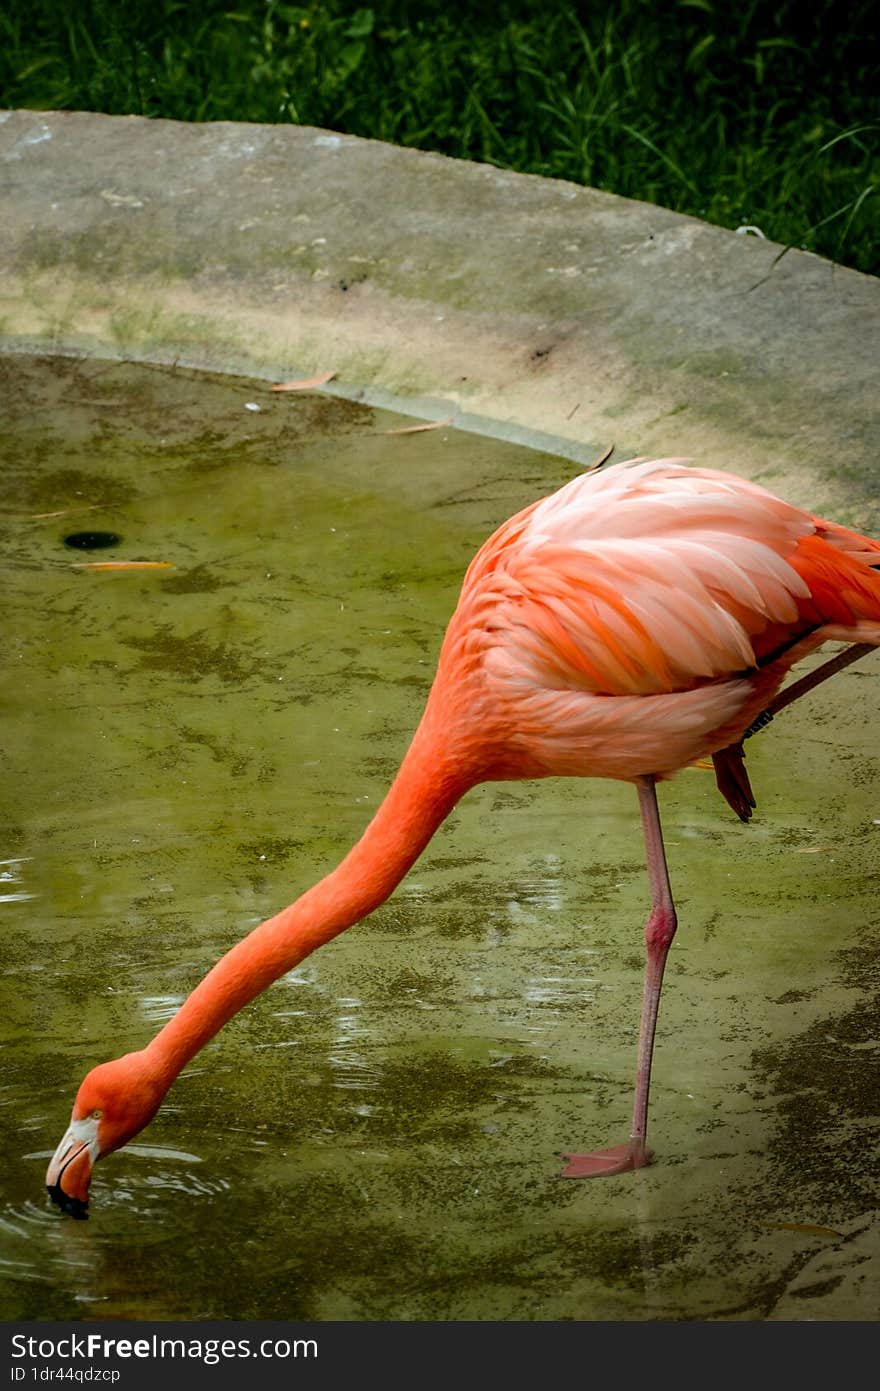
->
[144,713,475,1088]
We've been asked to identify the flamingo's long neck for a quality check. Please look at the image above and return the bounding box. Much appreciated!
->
[144,711,476,1090]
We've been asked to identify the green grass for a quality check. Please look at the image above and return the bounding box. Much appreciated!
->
[1,0,877,274]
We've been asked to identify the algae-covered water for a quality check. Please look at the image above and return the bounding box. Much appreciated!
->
[1,355,877,1321]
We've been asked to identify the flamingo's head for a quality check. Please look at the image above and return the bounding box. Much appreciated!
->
[46,1052,165,1219]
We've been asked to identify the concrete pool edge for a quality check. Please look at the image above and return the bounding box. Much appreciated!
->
[1,108,878,519]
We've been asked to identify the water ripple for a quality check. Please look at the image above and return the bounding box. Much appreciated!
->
[0,857,35,904]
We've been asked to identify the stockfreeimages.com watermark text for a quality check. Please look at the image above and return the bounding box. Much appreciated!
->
[11,1332,317,1374]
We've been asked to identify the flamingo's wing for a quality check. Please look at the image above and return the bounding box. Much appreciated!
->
[444,460,880,791]
[466,460,817,699]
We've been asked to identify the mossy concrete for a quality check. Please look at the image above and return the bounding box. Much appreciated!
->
[1,108,877,523]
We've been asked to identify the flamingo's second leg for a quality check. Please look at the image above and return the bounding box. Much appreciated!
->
[713,643,875,822]
[561,775,675,1178]
[757,642,874,723]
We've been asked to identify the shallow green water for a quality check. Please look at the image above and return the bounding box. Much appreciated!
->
[1,355,877,1321]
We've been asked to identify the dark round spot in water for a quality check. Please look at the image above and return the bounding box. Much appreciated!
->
[63,531,121,551]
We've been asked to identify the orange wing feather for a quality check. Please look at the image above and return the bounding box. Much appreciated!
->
[437,459,880,784]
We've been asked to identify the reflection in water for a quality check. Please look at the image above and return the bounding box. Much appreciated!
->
[329,997,380,1096]
[0,858,35,905]
[140,995,186,1023]
[0,356,876,1321]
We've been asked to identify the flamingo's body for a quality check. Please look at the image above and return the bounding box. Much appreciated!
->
[46,459,880,1214]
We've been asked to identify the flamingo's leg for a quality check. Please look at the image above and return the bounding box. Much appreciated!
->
[562,775,675,1178]
[750,641,874,729]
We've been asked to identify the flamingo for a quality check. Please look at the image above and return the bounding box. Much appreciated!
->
[46,457,880,1217]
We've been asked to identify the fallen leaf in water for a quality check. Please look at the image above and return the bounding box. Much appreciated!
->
[31,504,102,520]
[272,371,337,391]
[383,418,452,435]
[766,1221,843,1238]
[72,561,176,571]
[100,189,145,209]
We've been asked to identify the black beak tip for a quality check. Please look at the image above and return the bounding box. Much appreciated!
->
[47,1183,89,1220]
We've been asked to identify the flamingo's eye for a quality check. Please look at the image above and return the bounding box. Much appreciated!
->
[91,1109,103,1120]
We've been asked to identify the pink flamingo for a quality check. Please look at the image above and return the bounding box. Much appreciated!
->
[46,458,880,1216]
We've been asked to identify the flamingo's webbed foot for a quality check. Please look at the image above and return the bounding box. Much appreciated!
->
[560,1140,653,1179]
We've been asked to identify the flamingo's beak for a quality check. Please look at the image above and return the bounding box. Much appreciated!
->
[46,1118,98,1219]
